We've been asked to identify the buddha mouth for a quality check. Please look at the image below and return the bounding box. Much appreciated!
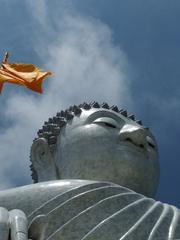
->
[118,139,147,155]
[125,137,146,150]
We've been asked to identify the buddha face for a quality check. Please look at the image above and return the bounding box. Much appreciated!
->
[55,108,159,197]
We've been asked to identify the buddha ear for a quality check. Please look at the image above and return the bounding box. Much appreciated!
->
[31,138,58,182]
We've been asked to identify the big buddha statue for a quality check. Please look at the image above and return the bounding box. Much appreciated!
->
[0,102,179,240]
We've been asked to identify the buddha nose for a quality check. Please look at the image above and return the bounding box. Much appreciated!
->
[119,124,148,150]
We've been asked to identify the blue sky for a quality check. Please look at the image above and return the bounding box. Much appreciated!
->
[0,0,180,208]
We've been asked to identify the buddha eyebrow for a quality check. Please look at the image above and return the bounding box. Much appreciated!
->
[85,111,120,124]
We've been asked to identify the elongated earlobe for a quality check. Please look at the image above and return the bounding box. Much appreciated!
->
[30,138,59,182]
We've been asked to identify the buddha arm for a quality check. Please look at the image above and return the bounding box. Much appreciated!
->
[0,180,96,240]
[0,180,109,239]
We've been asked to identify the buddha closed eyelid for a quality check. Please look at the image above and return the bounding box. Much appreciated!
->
[93,117,119,129]
[146,136,156,150]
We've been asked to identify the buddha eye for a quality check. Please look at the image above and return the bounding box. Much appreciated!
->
[146,136,156,150]
[93,117,118,129]
[100,122,116,128]
[147,142,155,149]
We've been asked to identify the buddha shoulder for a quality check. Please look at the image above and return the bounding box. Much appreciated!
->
[0,180,179,239]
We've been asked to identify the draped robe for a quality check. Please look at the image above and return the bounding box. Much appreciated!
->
[0,180,179,240]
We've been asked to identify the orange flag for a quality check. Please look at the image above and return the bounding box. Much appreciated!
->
[0,53,51,93]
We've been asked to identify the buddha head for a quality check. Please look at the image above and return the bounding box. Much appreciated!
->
[30,102,160,197]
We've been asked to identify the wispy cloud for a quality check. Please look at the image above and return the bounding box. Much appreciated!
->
[27,0,48,26]
[0,1,132,189]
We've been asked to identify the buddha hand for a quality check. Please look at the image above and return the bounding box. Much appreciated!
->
[0,207,28,240]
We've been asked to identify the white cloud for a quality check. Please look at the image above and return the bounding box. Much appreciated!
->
[0,1,132,189]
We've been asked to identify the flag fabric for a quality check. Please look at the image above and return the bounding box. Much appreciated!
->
[0,60,51,93]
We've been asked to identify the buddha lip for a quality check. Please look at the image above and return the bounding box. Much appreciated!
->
[125,138,146,149]
[119,140,147,153]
